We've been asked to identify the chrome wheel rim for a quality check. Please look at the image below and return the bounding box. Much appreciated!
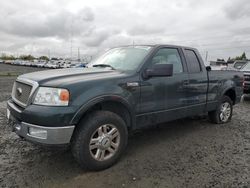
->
[219,102,231,122]
[89,124,120,161]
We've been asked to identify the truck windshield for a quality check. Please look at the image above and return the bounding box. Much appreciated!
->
[88,46,152,71]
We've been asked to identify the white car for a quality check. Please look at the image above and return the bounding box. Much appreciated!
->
[36,61,47,68]
[63,62,71,68]
[45,61,59,69]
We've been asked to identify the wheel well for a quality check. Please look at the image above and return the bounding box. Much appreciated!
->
[78,101,132,130]
[224,89,236,104]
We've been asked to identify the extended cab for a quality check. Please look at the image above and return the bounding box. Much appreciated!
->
[7,45,243,170]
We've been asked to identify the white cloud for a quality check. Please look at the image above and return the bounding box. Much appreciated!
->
[0,0,250,60]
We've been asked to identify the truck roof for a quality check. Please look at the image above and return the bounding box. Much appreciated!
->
[117,44,197,50]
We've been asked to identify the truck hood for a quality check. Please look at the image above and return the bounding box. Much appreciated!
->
[19,68,128,87]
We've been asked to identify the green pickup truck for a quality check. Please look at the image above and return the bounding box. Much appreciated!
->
[7,45,243,170]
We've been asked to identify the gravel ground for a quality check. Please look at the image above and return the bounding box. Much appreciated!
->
[0,64,249,188]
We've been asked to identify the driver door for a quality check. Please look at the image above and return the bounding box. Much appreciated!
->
[137,47,189,127]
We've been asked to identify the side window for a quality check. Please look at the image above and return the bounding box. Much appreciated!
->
[151,48,183,74]
[185,49,201,73]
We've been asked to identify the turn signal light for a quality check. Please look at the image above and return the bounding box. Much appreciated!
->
[60,90,70,101]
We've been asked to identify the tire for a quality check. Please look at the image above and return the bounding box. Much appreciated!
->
[208,95,233,124]
[71,111,128,171]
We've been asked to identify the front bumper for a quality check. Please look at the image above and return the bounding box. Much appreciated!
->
[7,100,75,145]
[11,120,75,145]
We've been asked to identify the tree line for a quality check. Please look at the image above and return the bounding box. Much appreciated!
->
[217,52,248,62]
[0,54,49,61]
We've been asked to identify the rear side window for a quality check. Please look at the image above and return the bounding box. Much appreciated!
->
[185,49,201,73]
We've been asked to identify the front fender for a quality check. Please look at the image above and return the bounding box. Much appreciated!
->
[70,95,136,126]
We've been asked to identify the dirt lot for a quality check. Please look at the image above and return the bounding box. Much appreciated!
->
[0,64,249,188]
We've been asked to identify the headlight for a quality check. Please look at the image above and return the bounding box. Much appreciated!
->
[33,87,70,106]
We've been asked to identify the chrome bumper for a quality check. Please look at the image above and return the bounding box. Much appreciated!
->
[12,120,75,145]
[7,99,75,145]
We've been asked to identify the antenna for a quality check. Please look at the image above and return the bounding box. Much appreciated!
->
[48,49,50,60]
[78,47,80,62]
[70,17,73,60]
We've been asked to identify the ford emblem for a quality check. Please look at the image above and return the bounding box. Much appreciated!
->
[16,87,22,96]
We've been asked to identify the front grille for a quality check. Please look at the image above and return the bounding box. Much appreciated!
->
[244,74,250,81]
[12,81,32,106]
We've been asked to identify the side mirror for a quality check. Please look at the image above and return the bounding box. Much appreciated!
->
[206,66,211,71]
[143,64,173,79]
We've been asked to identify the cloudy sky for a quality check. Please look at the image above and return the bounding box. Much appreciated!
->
[1,0,250,61]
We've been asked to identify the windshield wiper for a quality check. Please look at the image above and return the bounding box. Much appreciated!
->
[92,64,116,70]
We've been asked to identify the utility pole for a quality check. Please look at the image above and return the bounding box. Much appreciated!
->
[78,47,80,62]
[70,17,73,60]
[70,39,72,60]
[48,49,51,60]
[205,51,208,62]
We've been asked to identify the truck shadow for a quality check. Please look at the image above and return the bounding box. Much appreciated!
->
[2,111,238,187]
[34,116,210,171]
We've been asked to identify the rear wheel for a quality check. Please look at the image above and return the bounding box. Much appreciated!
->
[208,96,233,124]
[71,111,128,171]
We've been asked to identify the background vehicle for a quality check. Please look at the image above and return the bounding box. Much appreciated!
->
[36,61,47,68]
[233,60,248,70]
[240,62,250,93]
[45,61,58,68]
[7,45,243,170]
[70,63,86,68]
[62,62,71,68]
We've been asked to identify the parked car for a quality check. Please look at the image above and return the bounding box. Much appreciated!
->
[4,60,13,64]
[7,45,243,170]
[210,60,228,70]
[62,62,71,68]
[56,61,64,68]
[210,64,228,70]
[240,62,250,93]
[18,61,30,66]
[70,63,86,68]
[24,61,32,66]
[45,61,58,69]
[11,60,21,65]
[36,61,47,68]
[233,60,248,70]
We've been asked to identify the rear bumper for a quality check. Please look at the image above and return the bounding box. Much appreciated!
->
[7,99,75,145]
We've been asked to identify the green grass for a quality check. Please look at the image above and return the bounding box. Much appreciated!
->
[0,72,20,77]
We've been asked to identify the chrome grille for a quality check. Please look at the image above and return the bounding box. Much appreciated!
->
[244,74,250,81]
[12,81,32,106]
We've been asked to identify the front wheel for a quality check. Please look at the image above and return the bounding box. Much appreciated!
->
[71,111,128,171]
[208,96,233,124]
